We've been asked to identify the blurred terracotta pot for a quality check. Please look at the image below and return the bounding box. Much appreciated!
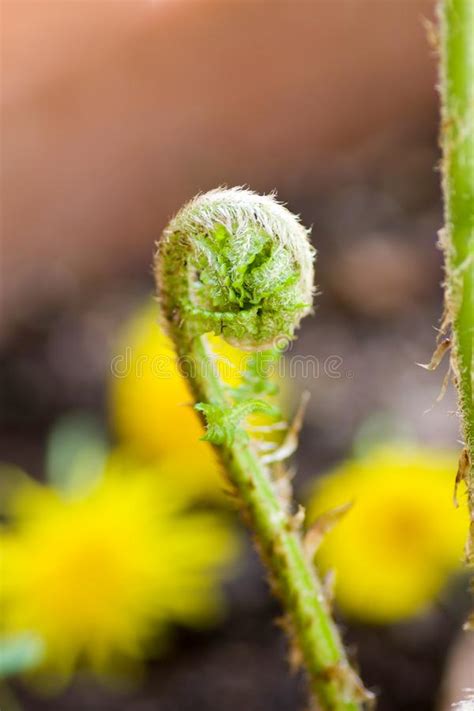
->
[1,0,436,335]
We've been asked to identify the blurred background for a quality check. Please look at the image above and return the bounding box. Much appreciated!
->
[1,1,473,710]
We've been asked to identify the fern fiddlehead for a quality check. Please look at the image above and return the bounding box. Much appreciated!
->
[155,187,371,710]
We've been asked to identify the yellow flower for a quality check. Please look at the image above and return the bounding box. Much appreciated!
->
[306,444,467,624]
[109,302,282,499]
[0,452,237,681]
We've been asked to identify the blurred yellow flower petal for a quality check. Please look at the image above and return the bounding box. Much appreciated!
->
[306,444,467,624]
[0,452,237,682]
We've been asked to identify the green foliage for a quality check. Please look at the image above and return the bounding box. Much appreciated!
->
[196,399,279,446]
[0,634,44,677]
[229,349,280,400]
[46,413,107,497]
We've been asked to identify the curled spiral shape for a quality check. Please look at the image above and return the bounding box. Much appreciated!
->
[156,187,315,349]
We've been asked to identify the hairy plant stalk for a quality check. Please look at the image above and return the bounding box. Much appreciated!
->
[438,0,474,557]
[155,188,370,710]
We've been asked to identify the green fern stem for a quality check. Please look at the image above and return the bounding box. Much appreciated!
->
[439,0,474,548]
[155,188,369,710]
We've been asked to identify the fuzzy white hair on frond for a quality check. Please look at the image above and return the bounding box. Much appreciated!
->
[163,186,315,300]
